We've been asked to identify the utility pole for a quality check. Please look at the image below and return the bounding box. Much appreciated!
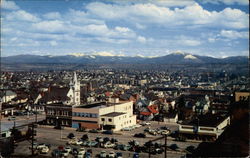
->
[164,134,167,158]
[31,123,34,156]
[148,140,151,158]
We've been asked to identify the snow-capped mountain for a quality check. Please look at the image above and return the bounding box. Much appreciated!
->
[1,52,248,64]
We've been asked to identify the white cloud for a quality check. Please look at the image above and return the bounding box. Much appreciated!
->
[135,23,146,29]
[176,36,202,46]
[32,20,65,33]
[43,12,61,19]
[6,10,40,22]
[86,2,248,29]
[220,30,249,39]
[137,36,146,43]
[1,0,19,10]
[50,41,58,46]
[200,0,249,5]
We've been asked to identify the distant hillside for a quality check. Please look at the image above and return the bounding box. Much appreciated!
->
[1,52,248,65]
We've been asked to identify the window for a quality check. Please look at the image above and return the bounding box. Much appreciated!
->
[108,119,112,122]
[101,118,105,121]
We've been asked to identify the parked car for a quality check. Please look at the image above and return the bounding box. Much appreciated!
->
[72,148,78,155]
[36,143,47,150]
[51,149,61,157]
[89,129,99,133]
[114,144,123,150]
[78,147,85,155]
[144,127,151,132]
[40,146,49,154]
[76,152,84,158]
[81,134,89,141]
[64,146,71,153]
[99,150,106,158]
[134,124,142,128]
[8,116,16,121]
[104,142,115,148]
[148,130,157,136]
[140,122,151,126]
[95,136,104,143]
[67,133,75,139]
[110,138,118,143]
[121,127,132,131]
[133,152,139,158]
[87,141,98,147]
[103,137,110,143]
[160,130,170,135]
[60,150,69,157]
[102,130,113,135]
[85,152,92,158]
[116,152,123,158]
[134,133,146,138]
[108,151,115,158]
[121,145,131,151]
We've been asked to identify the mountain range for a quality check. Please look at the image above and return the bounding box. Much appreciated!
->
[1,52,248,65]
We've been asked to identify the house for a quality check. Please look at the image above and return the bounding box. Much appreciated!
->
[39,72,80,106]
[164,112,178,123]
[0,90,17,103]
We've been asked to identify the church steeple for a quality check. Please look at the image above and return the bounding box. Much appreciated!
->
[70,72,80,105]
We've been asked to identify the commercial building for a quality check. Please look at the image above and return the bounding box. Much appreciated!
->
[72,98,136,131]
[178,113,230,141]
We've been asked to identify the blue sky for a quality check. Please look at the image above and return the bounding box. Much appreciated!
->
[1,0,249,57]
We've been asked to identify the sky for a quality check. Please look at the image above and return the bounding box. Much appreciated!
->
[1,0,249,58]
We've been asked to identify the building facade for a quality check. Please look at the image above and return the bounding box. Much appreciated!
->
[72,99,137,131]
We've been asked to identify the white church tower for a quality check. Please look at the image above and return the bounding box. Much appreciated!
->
[70,72,80,105]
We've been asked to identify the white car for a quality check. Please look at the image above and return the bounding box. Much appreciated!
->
[76,140,83,145]
[108,151,115,158]
[40,146,49,154]
[78,147,85,155]
[76,152,84,158]
[134,124,142,128]
[64,146,71,153]
[67,139,77,145]
[140,122,151,126]
[61,150,69,157]
[100,151,106,158]
[36,143,46,150]
[104,142,115,148]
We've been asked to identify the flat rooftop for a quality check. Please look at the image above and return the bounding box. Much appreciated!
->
[181,113,229,127]
[75,102,107,109]
[101,112,125,117]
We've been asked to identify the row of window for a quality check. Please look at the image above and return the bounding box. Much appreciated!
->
[47,110,69,116]
[72,112,98,118]
[101,118,112,122]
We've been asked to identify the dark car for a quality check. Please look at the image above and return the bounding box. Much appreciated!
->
[89,129,99,133]
[72,148,78,155]
[116,152,123,158]
[103,137,110,143]
[133,152,139,158]
[67,133,75,139]
[51,149,61,157]
[134,133,146,138]
[102,130,113,135]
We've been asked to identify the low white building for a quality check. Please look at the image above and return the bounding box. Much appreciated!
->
[178,113,230,140]
[99,98,136,131]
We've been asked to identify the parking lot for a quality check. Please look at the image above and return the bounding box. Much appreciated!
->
[12,121,200,158]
